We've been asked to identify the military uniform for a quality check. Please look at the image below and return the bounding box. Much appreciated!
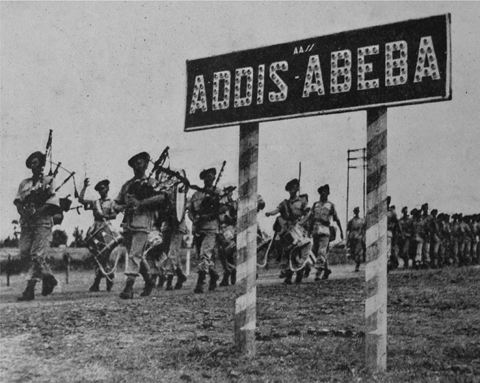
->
[398,209,412,268]
[347,211,365,272]
[81,180,121,292]
[188,167,222,293]
[15,151,61,301]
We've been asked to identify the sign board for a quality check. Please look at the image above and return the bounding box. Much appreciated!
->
[185,14,451,131]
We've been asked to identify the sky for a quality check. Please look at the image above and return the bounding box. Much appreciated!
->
[1,1,479,241]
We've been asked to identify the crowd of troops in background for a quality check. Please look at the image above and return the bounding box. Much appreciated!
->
[13,149,480,302]
[386,198,480,271]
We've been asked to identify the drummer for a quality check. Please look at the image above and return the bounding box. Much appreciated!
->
[265,178,309,284]
[78,178,122,292]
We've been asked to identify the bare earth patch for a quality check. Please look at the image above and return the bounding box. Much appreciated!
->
[1,265,480,382]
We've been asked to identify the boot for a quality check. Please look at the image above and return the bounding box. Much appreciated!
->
[209,269,219,291]
[165,275,174,291]
[157,274,167,288]
[89,275,102,292]
[174,268,187,290]
[322,268,332,280]
[194,271,207,294]
[41,274,58,296]
[119,276,135,299]
[17,280,37,301]
[140,273,155,297]
[304,264,311,278]
[295,269,304,284]
[219,271,230,287]
[230,269,237,285]
[284,269,293,285]
[106,275,114,292]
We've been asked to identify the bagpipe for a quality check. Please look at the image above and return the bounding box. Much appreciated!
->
[21,130,79,222]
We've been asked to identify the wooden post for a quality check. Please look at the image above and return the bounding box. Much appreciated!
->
[235,122,259,356]
[365,107,388,373]
[7,255,11,287]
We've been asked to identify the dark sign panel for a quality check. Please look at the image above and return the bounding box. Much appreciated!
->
[185,14,451,131]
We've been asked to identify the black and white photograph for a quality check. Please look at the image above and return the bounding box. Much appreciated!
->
[1,2,479,382]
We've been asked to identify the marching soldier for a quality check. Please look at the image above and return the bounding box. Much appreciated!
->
[451,214,462,266]
[155,171,188,291]
[187,167,222,294]
[472,214,480,264]
[347,207,365,272]
[15,151,62,301]
[115,152,167,299]
[387,197,402,271]
[398,207,412,269]
[460,215,474,266]
[78,178,122,292]
[265,179,309,284]
[439,213,452,266]
[429,209,442,268]
[420,203,432,268]
[301,184,344,280]
[410,208,425,269]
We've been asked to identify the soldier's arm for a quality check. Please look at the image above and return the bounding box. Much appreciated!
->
[332,205,344,240]
[265,207,280,217]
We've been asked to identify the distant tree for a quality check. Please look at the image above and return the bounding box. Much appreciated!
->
[51,229,68,248]
[1,236,18,248]
[70,226,86,248]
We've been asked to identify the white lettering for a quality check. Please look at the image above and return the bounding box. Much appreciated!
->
[302,55,325,97]
[269,61,288,102]
[234,67,254,108]
[212,71,231,110]
[358,45,379,90]
[189,75,207,114]
[257,64,265,105]
[330,49,352,94]
[385,41,408,86]
[414,36,440,83]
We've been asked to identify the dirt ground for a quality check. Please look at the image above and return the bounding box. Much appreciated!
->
[1,262,480,383]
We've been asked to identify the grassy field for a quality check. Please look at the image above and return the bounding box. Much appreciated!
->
[1,261,479,383]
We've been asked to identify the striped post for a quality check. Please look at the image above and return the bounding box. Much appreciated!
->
[365,107,388,372]
[235,122,259,356]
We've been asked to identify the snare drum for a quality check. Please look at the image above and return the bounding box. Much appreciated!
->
[85,220,123,258]
[282,224,311,248]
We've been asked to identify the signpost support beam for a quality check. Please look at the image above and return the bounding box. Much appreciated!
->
[365,107,388,373]
[235,122,259,356]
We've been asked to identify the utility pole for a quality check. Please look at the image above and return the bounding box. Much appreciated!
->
[346,148,367,226]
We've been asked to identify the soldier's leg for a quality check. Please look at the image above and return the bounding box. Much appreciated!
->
[120,231,149,299]
[218,239,230,287]
[193,233,207,293]
[387,230,393,270]
[168,233,187,289]
[414,238,423,268]
[17,227,37,301]
[28,226,57,297]
[200,233,219,291]
[431,238,441,268]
